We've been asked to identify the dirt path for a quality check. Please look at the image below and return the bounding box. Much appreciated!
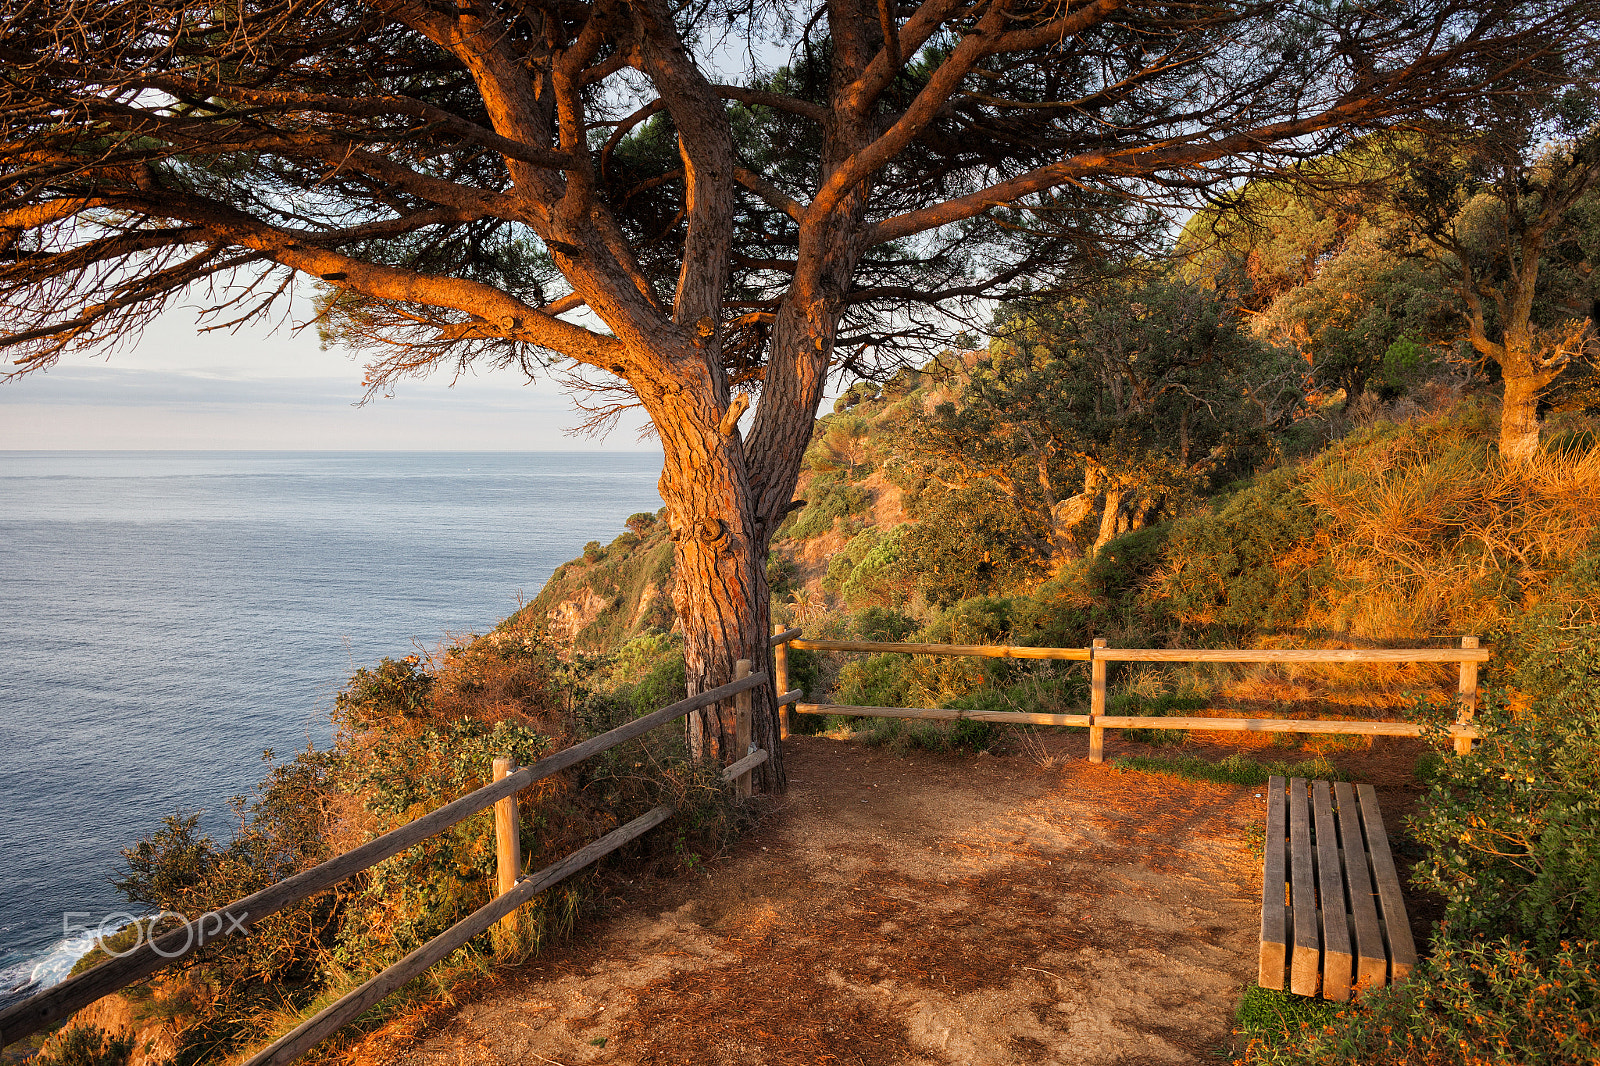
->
[378,734,1307,1066]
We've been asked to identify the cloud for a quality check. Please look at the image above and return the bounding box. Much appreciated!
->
[1,364,656,452]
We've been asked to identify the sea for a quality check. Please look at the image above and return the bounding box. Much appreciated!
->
[0,451,663,1009]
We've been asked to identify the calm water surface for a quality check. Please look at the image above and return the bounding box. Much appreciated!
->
[0,451,661,1004]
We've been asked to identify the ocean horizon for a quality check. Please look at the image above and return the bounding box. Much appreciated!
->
[0,450,663,1007]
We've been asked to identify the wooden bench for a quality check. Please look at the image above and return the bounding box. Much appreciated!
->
[1259,776,1416,1001]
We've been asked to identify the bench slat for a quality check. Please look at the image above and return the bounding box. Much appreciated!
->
[1334,782,1387,993]
[1259,775,1289,989]
[1313,781,1354,1001]
[1288,778,1321,995]
[1357,783,1417,982]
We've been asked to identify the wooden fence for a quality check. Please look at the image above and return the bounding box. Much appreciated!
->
[0,665,773,1064]
[773,627,1488,761]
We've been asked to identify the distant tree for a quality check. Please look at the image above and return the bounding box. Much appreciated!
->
[4,0,1598,780]
[894,267,1289,586]
[1179,174,1456,404]
[1187,109,1600,458]
[1386,116,1600,461]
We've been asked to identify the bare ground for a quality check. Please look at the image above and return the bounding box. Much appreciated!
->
[359,731,1436,1066]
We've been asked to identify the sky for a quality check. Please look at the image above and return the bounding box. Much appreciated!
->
[0,31,804,454]
[1,305,659,452]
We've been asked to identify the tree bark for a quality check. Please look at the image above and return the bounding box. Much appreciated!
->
[1498,366,1544,465]
[1093,486,1124,555]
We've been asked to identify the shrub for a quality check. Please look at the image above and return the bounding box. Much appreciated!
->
[840,526,913,607]
[788,478,871,539]
[1409,666,1600,952]
[1237,938,1600,1066]
[850,606,919,642]
[104,618,743,1065]
[33,1027,135,1066]
[849,716,999,755]
[336,657,434,731]
[1159,467,1327,633]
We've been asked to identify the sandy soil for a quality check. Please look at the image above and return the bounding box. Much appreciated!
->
[372,729,1427,1066]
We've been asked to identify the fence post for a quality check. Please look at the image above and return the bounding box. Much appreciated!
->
[1089,638,1107,763]
[492,756,521,939]
[773,623,790,741]
[1455,635,1479,756]
[734,659,754,798]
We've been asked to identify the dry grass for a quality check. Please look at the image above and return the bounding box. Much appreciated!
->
[1303,413,1600,640]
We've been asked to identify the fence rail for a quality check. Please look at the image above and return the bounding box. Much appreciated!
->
[772,628,1487,762]
[0,670,769,1057]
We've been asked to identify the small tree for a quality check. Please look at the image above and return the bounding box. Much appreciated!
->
[4,0,1598,783]
[1381,111,1600,461]
[897,268,1287,573]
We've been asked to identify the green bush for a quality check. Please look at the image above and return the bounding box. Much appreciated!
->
[33,1027,135,1066]
[840,526,913,607]
[105,617,743,1065]
[788,477,871,539]
[1159,467,1327,633]
[1237,938,1600,1066]
[336,657,434,730]
[834,652,914,708]
[849,715,999,755]
[1410,682,1600,952]
[850,606,919,642]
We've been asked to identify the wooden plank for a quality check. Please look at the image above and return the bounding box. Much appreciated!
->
[1259,776,1289,990]
[1334,782,1386,993]
[1288,778,1321,996]
[1357,784,1416,982]
[734,660,753,799]
[1313,781,1352,1002]
[773,624,792,740]
[1094,647,1490,663]
[720,747,768,783]
[793,703,1090,727]
[1089,638,1108,763]
[1093,715,1478,738]
[241,805,675,1066]
[776,688,804,706]
[492,757,521,938]
[1455,636,1480,756]
[0,673,764,1047]
[769,627,803,646]
[789,638,1091,660]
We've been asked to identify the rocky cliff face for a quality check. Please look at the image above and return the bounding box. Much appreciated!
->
[528,518,678,655]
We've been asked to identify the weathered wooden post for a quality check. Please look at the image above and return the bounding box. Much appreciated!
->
[734,659,754,798]
[492,756,521,938]
[1089,638,1107,763]
[773,623,791,741]
[1455,635,1479,756]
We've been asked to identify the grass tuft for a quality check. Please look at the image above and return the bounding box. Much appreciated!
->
[1111,752,1346,786]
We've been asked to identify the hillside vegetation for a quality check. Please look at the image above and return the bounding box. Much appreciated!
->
[41,131,1600,1066]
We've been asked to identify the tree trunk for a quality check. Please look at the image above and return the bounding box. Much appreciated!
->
[1093,486,1124,555]
[654,382,785,792]
[1499,369,1543,465]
